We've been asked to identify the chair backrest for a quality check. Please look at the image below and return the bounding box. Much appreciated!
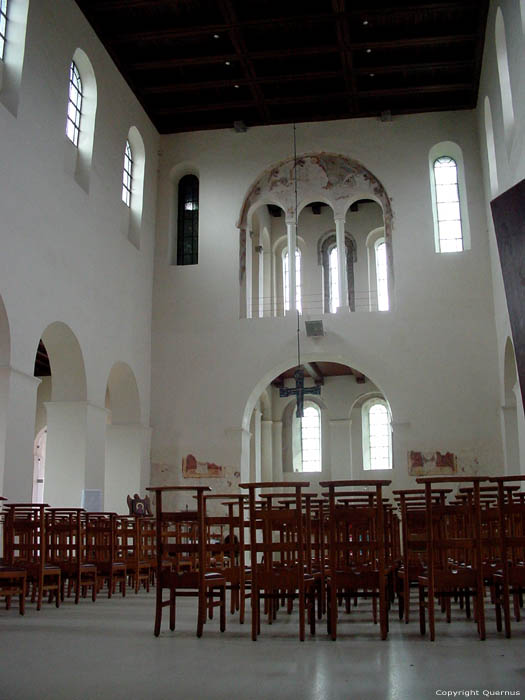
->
[3,504,49,567]
[46,508,86,565]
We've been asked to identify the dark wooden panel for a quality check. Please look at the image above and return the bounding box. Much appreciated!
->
[491,180,525,411]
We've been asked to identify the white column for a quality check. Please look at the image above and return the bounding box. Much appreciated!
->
[140,424,152,493]
[258,236,265,318]
[335,217,349,311]
[329,418,351,479]
[246,230,253,318]
[501,405,520,476]
[0,367,40,501]
[286,219,296,314]
[272,421,283,481]
[44,401,87,507]
[254,406,262,482]
[85,403,109,503]
[261,419,273,481]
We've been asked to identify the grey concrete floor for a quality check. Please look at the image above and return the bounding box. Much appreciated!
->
[0,590,524,700]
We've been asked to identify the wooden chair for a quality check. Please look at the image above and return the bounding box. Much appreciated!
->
[416,476,487,641]
[47,508,97,603]
[393,488,451,623]
[146,485,226,638]
[240,481,317,642]
[320,480,391,640]
[119,515,151,593]
[0,498,27,614]
[490,475,525,638]
[84,512,126,598]
[3,503,60,610]
[203,493,249,623]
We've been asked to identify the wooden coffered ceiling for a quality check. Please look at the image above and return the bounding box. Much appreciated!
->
[272,362,366,387]
[74,0,489,134]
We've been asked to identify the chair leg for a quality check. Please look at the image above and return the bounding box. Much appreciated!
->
[169,587,176,631]
[418,585,426,636]
[220,587,226,633]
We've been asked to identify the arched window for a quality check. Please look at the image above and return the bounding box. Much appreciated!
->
[0,0,8,61]
[177,174,199,266]
[329,246,339,313]
[66,61,83,147]
[362,398,392,470]
[432,156,463,252]
[375,239,389,311]
[319,233,356,312]
[292,401,321,472]
[283,247,301,313]
[495,7,515,151]
[122,140,133,207]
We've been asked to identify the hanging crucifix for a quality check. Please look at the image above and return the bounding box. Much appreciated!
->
[279,310,321,418]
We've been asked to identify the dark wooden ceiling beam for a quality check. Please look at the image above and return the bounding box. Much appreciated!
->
[152,83,474,116]
[130,34,477,72]
[332,0,357,115]
[142,71,344,95]
[303,363,324,385]
[217,0,270,124]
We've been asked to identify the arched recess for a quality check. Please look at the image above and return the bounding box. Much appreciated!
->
[502,337,521,474]
[0,294,10,495]
[241,357,391,484]
[105,362,142,513]
[125,125,146,249]
[238,153,394,317]
[38,322,87,507]
[68,48,98,193]
[495,7,515,154]
[318,230,357,312]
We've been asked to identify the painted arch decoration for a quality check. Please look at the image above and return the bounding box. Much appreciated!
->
[238,152,394,288]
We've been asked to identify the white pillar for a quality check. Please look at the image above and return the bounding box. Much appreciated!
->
[246,230,253,318]
[329,418,351,479]
[44,401,87,507]
[225,426,252,482]
[261,419,273,481]
[335,217,349,311]
[286,219,297,314]
[0,367,40,501]
[272,421,283,481]
[254,406,262,482]
[258,236,265,318]
[501,405,520,475]
[140,424,152,493]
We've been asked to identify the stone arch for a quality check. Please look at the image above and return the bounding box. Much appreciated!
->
[0,295,10,496]
[40,322,87,402]
[105,362,142,512]
[238,153,394,315]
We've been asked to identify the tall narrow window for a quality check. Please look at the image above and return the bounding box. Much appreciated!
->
[433,156,463,252]
[363,398,392,470]
[293,402,321,472]
[66,61,83,147]
[0,0,7,61]
[375,240,389,311]
[329,246,339,313]
[283,248,302,313]
[177,174,199,265]
[122,140,133,207]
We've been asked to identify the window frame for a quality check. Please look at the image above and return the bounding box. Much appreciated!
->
[66,61,83,148]
[0,0,8,61]
[282,246,302,313]
[318,232,356,313]
[292,400,322,473]
[122,139,133,207]
[374,238,389,311]
[177,174,199,266]
[429,141,471,254]
[362,397,392,471]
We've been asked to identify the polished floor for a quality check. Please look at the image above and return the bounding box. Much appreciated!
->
[0,589,524,700]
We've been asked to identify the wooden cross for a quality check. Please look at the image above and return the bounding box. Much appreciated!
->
[279,368,321,418]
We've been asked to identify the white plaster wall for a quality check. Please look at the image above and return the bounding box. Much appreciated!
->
[476,0,525,473]
[151,109,503,494]
[0,0,159,498]
[105,425,142,514]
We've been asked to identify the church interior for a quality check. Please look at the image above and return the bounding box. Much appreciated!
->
[0,0,525,697]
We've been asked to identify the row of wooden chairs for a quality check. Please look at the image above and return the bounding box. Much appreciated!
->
[0,502,157,613]
[148,476,525,642]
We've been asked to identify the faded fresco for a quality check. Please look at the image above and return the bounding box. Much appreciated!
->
[408,450,458,476]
